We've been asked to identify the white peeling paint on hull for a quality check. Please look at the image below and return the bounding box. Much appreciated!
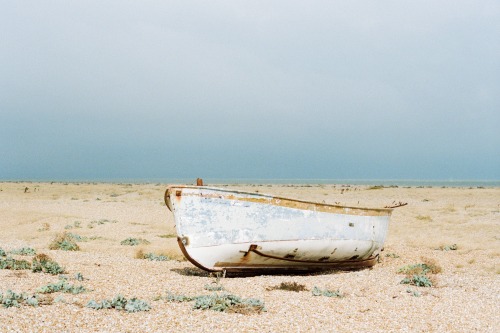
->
[165,186,392,272]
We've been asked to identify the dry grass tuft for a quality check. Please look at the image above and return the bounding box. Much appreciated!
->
[267,281,308,292]
[156,249,186,262]
[225,302,266,315]
[38,223,51,232]
[135,248,145,259]
[49,232,80,251]
[421,257,442,274]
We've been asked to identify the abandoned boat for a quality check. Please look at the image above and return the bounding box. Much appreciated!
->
[165,185,393,273]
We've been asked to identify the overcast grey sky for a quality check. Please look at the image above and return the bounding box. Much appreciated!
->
[1,1,499,181]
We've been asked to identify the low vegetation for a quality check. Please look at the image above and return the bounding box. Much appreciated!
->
[32,254,65,275]
[49,232,80,251]
[135,249,170,261]
[400,274,433,287]
[37,278,88,294]
[9,247,37,256]
[158,234,177,238]
[0,290,39,308]
[86,295,151,312]
[1,252,65,275]
[37,223,51,232]
[406,288,421,297]
[398,257,441,288]
[267,281,308,292]
[193,294,266,314]
[164,292,266,314]
[120,238,150,246]
[204,283,225,291]
[311,286,343,298]
[65,233,88,242]
[438,244,458,251]
[64,221,82,229]
[87,219,118,229]
[0,257,31,270]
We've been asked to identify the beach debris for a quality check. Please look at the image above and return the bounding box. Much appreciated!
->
[385,201,408,208]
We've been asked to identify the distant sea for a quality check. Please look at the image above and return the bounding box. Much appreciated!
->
[4,178,499,187]
[18,178,494,187]
[158,178,500,187]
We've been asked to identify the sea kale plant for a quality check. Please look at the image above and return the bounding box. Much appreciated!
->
[9,247,37,256]
[398,258,441,288]
[0,257,31,270]
[32,254,65,275]
[0,290,39,308]
[312,286,343,298]
[86,295,151,313]
[164,291,266,314]
[120,238,150,246]
[49,232,80,251]
[37,278,88,294]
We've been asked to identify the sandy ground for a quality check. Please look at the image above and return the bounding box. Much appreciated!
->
[0,181,498,332]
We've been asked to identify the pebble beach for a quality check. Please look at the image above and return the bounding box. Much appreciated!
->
[0,182,498,332]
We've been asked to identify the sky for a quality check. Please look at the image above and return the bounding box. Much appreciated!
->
[1,1,499,181]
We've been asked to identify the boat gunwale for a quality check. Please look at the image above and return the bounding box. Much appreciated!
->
[165,185,393,215]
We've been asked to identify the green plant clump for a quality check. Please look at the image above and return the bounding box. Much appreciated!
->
[312,286,343,298]
[193,293,266,314]
[406,288,421,297]
[0,248,6,257]
[37,279,88,294]
[120,238,150,246]
[75,272,85,281]
[164,292,265,314]
[143,253,170,261]
[204,283,225,291]
[9,247,37,256]
[31,254,65,275]
[87,219,118,228]
[400,275,432,287]
[441,244,458,251]
[0,257,31,270]
[0,290,39,308]
[66,233,88,242]
[49,232,80,251]
[86,295,151,313]
[165,293,193,302]
[398,263,434,275]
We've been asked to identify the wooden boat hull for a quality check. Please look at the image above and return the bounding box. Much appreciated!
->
[165,186,392,272]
